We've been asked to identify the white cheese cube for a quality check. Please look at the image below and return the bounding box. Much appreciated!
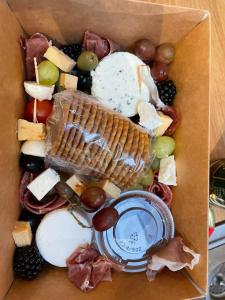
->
[60,73,78,90]
[27,168,60,201]
[21,140,46,157]
[18,119,46,141]
[98,180,121,199]
[158,155,177,186]
[154,112,173,137]
[12,222,32,247]
[44,46,76,72]
[66,175,86,196]
[137,101,162,131]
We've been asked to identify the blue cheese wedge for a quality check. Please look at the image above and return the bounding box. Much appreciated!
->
[91,52,149,117]
[27,168,60,201]
[137,101,162,132]
[158,155,177,186]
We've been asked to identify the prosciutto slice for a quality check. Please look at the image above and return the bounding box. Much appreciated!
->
[20,33,49,80]
[160,106,180,136]
[66,245,116,292]
[147,175,173,207]
[20,171,67,214]
[82,30,120,59]
[146,237,200,281]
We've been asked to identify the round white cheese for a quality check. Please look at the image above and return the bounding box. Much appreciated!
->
[91,52,149,117]
[36,208,92,267]
[21,140,46,157]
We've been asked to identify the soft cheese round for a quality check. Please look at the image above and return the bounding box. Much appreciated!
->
[21,140,46,157]
[91,52,149,117]
[36,208,92,267]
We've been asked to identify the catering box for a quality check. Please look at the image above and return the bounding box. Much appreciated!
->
[0,0,210,299]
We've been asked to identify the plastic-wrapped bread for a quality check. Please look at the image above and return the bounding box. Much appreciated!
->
[45,90,151,188]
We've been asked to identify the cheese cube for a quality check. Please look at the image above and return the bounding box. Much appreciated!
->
[158,155,177,186]
[27,168,60,201]
[66,175,86,196]
[60,73,78,90]
[98,180,121,199]
[12,222,32,247]
[154,112,173,137]
[18,119,46,141]
[44,46,76,72]
[137,101,162,131]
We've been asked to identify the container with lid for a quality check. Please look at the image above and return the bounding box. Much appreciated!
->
[95,190,174,273]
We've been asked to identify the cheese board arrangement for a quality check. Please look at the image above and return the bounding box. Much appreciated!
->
[12,30,200,292]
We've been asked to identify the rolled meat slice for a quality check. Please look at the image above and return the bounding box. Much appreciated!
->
[20,33,49,80]
[147,177,173,207]
[66,244,113,292]
[82,30,120,59]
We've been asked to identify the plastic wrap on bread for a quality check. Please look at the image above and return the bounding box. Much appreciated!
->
[45,90,151,188]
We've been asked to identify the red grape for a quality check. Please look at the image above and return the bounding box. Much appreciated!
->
[151,62,168,82]
[92,207,119,232]
[25,99,53,124]
[155,43,175,64]
[80,187,106,210]
[134,39,156,61]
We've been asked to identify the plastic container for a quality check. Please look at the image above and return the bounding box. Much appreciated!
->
[95,190,174,272]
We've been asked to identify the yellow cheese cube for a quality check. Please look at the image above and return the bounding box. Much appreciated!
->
[60,73,78,90]
[154,112,173,137]
[66,175,86,196]
[18,119,46,141]
[44,46,76,72]
[12,221,32,247]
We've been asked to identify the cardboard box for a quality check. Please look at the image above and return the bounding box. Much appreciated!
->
[0,0,210,299]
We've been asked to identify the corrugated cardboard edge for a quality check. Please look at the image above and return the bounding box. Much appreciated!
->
[0,1,25,299]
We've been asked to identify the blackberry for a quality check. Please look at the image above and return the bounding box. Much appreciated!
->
[13,243,45,279]
[60,43,82,61]
[71,66,92,94]
[156,79,176,106]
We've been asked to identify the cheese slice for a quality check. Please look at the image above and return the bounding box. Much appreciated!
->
[66,175,86,196]
[44,46,76,72]
[27,168,60,201]
[60,73,78,90]
[154,112,173,137]
[158,155,177,186]
[12,221,32,247]
[137,101,162,131]
[18,119,46,141]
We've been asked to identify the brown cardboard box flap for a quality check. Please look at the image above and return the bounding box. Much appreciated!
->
[8,0,207,45]
[0,0,209,299]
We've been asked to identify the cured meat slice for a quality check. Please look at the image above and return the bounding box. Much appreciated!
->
[160,106,180,136]
[20,33,49,80]
[83,30,120,59]
[66,245,113,292]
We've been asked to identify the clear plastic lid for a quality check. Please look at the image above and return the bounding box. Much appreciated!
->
[95,190,174,272]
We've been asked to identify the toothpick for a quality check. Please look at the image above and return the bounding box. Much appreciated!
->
[33,57,39,123]
[34,57,39,84]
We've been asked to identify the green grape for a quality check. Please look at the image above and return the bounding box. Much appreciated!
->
[137,168,153,186]
[38,60,59,85]
[151,157,160,170]
[77,51,98,71]
[153,136,175,159]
